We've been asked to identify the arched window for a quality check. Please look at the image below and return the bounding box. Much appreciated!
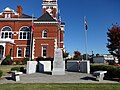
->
[19,26,30,39]
[1,26,12,38]
[42,30,47,38]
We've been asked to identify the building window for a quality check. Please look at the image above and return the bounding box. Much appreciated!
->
[19,26,30,40]
[42,30,47,38]
[17,47,22,57]
[24,47,30,57]
[5,14,11,18]
[1,26,12,39]
[42,46,47,57]
[0,45,4,59]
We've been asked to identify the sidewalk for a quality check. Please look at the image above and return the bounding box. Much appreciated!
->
[0,72,118,84]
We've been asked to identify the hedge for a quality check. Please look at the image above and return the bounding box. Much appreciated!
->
[11,67,26,73]
[11,67,21,72]
[0,70,3,78]
[22,58,29,65]
[91,64,120,78]
[15,60,20,65]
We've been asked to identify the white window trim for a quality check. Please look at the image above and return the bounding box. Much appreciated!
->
[41,46,43,57]
[17,48,19,58]
[5,14,11,18]
[42,30,47,38]
[24,47,30,58]
[17,47,22,58]
[1,26,12,39]
[41,46,47,58]
[19,26,30,40]
[24,47,26,57]
[1,31,12,38]
[16,45,30,46]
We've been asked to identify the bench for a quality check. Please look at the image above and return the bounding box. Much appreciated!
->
[11,71,23,81]
[93,71,107,81]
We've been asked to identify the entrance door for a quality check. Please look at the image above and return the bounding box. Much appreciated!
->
[0,45,4,59]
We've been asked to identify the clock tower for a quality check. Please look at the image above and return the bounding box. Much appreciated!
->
[42,0,58,19]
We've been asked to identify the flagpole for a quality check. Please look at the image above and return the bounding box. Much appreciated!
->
[58,28,60,48]
[58,10,61,48]
[84,16,88,60]
[29,14,34,61]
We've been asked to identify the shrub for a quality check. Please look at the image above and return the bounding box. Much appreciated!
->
[22,58,29,65]
[1,55,12,65]
[45,57,53,61]
[91,65,120,78]
[11,67,26,73]
[36,56,53,61]
[11,67,21,72]
[0,70,3,78]
[36,56,44,61]
[15,60,20,65]
[20,67,26,73]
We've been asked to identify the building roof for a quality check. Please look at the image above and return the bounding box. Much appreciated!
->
[37,12,56,22]
[19,14,33,18]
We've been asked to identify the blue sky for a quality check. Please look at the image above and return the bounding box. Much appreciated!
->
[0,0,120,55]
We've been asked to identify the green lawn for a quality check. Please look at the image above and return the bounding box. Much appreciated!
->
[0,65,25,76]
[0,83,120,90]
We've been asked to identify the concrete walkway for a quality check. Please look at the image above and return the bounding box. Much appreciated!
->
[0,72,118,84]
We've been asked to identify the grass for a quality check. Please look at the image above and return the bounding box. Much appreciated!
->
[0,83,120,90]
[0,65,26,76]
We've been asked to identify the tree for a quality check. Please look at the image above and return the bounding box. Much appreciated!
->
[1,55,12,65]
[63,52,69,59]
[73,51,82,60]
[107,24,120,61]
[96,53,100,57]
[82,54,91,60]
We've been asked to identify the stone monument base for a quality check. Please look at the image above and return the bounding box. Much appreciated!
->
[52,68,65,75]
[52,48,65,75]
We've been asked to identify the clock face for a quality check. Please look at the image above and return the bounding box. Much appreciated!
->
[46,8,52,13]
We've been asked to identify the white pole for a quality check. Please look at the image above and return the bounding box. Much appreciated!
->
[84,16,88,60]
[58,10,61,49]
[58,28,60,48]
[29,14,34,61]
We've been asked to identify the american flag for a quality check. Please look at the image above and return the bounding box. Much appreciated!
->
[32,18,34,32]
[57,10,61,30]
[84,16,88,30]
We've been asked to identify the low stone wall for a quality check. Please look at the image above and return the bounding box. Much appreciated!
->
[39,61,51,72]
[26,61,37,74]
[26,61,52,74]
[67,60,90,74]
[67,60,79,72]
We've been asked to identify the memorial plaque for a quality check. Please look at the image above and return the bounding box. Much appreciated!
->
[80,61,90,74]
[39,61,51,72]
[26,61,37,74]
[52,48,65,75]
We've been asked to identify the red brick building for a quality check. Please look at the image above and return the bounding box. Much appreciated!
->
[0,0,65,61]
